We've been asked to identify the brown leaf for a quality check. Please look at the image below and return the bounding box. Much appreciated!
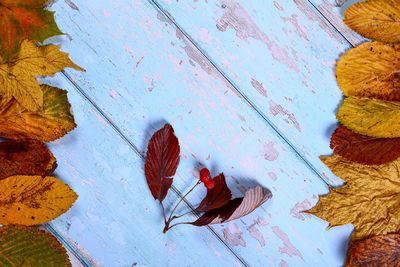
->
[346,234,400,267]
[0,139,57,180]
[330,125,400,165]
[192,186,272,226]
[145,123,180,202]
[344,0,400,43]
[195,173,232,212]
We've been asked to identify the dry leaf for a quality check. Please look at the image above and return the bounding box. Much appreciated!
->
[336,42,400,101]
[0,84,76,142]
[0,225,70,266]
[0,175,78,225]
[195,173,232,212]
[192,186,272,226]
[145,123,180,202]
[0,39,84,111]
[346,234,400,267]
[337,96,400,138]
[0,139,56,180]
[308,154,400,241]
[330,125,400,165]
[0,0,62,61]
[344,0,400,43]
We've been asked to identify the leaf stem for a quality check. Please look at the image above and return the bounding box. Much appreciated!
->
[163,222,192,233]
[160,200,167,225]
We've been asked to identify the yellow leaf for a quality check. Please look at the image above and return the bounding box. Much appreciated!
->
[0,175,78,226]
[336,42,400,100]
[344,0,400,43]
[0,225,71,266]
[337,96,400,138]
[308,154,400,241]
[0,84,77,142]
[0,39,84,111]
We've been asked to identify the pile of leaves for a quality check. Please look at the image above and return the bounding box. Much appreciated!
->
[144,123,272,233]
[307,0,400,265]
[0,0,83,265]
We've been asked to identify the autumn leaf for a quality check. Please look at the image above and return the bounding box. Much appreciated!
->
[336,42,400,101]
[308,154,400,241]
[0,139,56,180]
[346,234,400,267]
[145,123,180,202]
[330,125,400,165]
[0,0,63,61]
[0,84,76,142]
[192,186,272,226]
[0,225,71,266]
[0,175,78,225]
[344,0,400,43]
[0,39,84,111]
[195,173,232,212]
[337,96,400,138]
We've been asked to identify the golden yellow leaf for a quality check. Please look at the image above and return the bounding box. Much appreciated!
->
[344,0,400,43]
[0,39,84,111]
[337,96,400,138]
[0,175,78,226]
[336,42,400,100]
[308,154,400,241]
[0,84,76,142]
[0,225,71,266]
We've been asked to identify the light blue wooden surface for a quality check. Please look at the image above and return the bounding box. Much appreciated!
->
[34,0,362,266]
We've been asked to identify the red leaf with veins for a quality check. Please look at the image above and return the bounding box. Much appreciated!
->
[196,173,232,212]
[145,124,180,202]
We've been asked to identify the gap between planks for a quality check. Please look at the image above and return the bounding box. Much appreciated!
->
[59,70,249,267]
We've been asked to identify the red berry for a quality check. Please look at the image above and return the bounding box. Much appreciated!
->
[200,168,211,183]
[205,179,215,189]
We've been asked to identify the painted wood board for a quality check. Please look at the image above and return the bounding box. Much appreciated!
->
[149,0,354,187]
[37,0,357,265]
[41,74,244,267]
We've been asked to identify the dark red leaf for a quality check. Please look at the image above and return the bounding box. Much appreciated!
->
[145,124,180,202]
[192,186,272,226]
[330,125,400,165]
[346,234,400,266]
[0,139,57,180]
[195,173,232,212]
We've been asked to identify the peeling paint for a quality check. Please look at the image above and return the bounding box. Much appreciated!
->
[290,199,312,221]
[250,78,267,98]
[246,217,268,246]
[269,100,302,132]
[222,222,246,247]
[272,226,303,259]
[263,142,279,161]
[216,0,298,72]
[65,0,79,10]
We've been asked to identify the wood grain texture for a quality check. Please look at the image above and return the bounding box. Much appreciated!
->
[35,0,359,265]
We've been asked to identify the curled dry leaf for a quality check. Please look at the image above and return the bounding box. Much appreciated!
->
[336,42,400,101]
[337,96,400,138]
[145,123,180,202]
[0,39,84,111]
[0,0,63,61]
[195,173,232,212]
[330,125,400,165]
[346,234,400,267]
[0,225,71,266]
[192,186,272,226]
[344,0,400,43]
[308,154,400,241]
[0,175,78,225]
[0,85,76,142]
[0,139,57,180]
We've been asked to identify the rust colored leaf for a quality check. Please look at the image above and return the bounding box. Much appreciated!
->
[330,125,400,165]
[0,139,57,180]
[346,234,400,267]
[0,0,62,61]
[192,186,272,226]
[344,0,400,43]
[145,123,180,202]
[195,173,232,212]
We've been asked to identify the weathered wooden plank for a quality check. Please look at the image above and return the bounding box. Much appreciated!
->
[43,0,352,265]
[41,74,244,266]
[150,0,352,187]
